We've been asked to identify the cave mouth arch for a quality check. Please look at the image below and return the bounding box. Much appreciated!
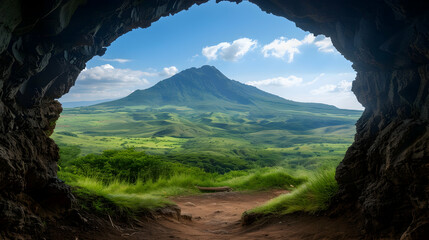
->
[54,0,360,184]
[1,0,428,239]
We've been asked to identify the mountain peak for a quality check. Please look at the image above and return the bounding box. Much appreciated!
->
[176,65,226,80]
[99,66,342,113]
[179,65,218,73]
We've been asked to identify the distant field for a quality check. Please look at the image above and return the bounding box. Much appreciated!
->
[52,104,359,172]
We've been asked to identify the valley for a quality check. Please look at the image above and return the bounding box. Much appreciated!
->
[53,66,361,172]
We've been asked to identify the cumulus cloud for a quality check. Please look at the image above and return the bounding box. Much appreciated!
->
[314,37,335,53]
[262,37,303,63]
[64,64,150,99]
[247,76,303,87]
[262,34,337,62]
[338,80,353,91]
[310,80,353,95]
[100,58,132,63]
[310,84,338,95]
[302,34,316,44]
[61,64,181,101]
[202,38,257,61]
[306,79,361,110]
[78,64,149,88]
[160,66,179,77]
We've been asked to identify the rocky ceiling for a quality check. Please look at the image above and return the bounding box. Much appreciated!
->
[0,0,428,239]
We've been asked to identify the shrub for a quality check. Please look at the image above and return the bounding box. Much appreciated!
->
[64,148,194,183]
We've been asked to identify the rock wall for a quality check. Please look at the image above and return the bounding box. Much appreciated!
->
[0,0,428,239]
[337,66,429,238]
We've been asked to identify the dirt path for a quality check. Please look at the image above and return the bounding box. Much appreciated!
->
[47,190,362,240]
[122,190,361,240]
[167,190,288,238]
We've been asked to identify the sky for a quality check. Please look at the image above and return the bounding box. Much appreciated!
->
[60,0,363,110]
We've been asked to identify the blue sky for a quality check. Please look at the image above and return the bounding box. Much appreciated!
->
[61,0,363,110]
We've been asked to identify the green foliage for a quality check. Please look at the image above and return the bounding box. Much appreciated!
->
[58,144,81,166]
[224,169,306,191]
[58,148,306,217]
[162,153,253,173]
[63,148,201,183]
[247,169,338,215]
[70,178,173,217]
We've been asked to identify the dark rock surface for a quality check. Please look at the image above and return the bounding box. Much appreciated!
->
[0,0,428,239]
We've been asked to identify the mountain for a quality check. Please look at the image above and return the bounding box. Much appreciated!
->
[78,65,362,137]
[98,65,357,115]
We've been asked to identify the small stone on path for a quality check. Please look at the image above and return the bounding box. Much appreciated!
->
[184,202,196,207]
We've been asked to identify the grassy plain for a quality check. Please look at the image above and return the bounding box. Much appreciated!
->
[53,104,358,171]
[52,102,360,216]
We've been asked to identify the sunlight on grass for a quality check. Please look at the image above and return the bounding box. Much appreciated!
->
[71,176,173,213]
[247,169,338,215]
[60,167,306,215]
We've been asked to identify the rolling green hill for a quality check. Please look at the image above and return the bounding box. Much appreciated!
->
[53,66,362,172]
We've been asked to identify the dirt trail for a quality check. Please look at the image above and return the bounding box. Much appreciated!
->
[123,190,361,240]
[48,190,362,239]
[167,190,288,238]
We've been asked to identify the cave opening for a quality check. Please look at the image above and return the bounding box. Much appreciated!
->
[1,0,428,239]
[52,0,361,204]
[49,2,365,238]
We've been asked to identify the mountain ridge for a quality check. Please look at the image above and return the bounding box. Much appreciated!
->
[97,65,359,114]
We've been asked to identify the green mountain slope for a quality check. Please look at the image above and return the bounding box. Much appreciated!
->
[99,65,358,115]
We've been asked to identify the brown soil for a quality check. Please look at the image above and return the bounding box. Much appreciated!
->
[45,190,362,240]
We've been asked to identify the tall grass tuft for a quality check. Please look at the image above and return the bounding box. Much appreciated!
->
[70,176,174,216]
[247,169,338,215]
[60,167,306,216]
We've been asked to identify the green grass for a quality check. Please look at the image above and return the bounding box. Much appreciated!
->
[52,102,358,171]
[219,168,306,191]
[74,177,173,214]
[59,167,306,217]
[246,169,338,215]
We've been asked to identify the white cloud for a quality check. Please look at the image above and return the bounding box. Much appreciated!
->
[306,79,360,110]
[78,64,149,87]
[314,37,335,53]
[67,64,150,99]
[202,43,229,60]
[310,84,338,95]
[302,34,316,44]
[262,37,303,63]
[338,80,352,91]
[100,58,132,63]
[310,80,353,95]
[262,34,337,63]
[247,76,303,87]
[202,38,257,61]
[161,66,179,77]
[246,72,361,110]
[61,64,181,102]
